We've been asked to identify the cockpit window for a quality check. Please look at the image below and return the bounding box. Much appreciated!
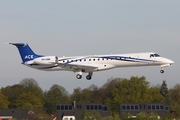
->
[150,54,154,57]
[154,54,160,57]
[150,53,160,58]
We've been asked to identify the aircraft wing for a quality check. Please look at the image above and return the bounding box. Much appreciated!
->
[58,63,98,72]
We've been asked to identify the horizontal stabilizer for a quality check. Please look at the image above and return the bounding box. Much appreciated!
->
[9,43,27,47]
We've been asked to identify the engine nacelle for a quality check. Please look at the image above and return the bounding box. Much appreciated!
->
[33,56,58,65]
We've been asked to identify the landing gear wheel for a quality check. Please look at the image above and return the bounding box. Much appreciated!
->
[86,75,92,80]
[160,70,164,73]
[76,74,82,79]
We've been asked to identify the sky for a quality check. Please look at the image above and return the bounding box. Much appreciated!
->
[0,1,179,93]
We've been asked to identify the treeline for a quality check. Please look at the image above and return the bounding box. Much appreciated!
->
[0,76,180,116]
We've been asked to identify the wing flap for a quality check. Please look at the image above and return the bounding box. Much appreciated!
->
[58,63,98,71]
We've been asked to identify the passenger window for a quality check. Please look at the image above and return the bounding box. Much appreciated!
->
[89,59,91,61]
[84,59,86,61]
[93,59,95,61]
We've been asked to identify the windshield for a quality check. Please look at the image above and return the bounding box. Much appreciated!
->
[150,53,160,57]
[154,54,160,57]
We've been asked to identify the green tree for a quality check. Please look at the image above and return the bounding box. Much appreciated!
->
[81,88,93,102]
[101,78,122,99]
[1,84,23,108]
[105,76,164,114]
[169,84,180,104]
[70,87,83,102]
[43,102,54,114]
[70,85,96,103]
[19,78,43,99]
[169,84,180,114]
[147,86,164,102]
[2,78,44,109]
[15,92,42,110]
[44,84,69,111]
[0,90,9,108]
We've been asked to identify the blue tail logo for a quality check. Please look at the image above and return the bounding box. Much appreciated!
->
[10,43,42,63]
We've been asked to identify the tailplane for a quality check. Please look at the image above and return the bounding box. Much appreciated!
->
[9,43,43,63]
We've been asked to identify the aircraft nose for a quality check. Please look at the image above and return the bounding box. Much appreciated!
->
[168,59,174,65]
[170,60,174,64]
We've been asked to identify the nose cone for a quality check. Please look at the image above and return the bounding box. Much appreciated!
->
[167,59,174,65]
[170,60,174,64]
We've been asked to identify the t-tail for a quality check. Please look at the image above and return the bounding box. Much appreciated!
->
[9,43,43,63]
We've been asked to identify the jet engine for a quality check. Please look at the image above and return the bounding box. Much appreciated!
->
[33,56,58,65]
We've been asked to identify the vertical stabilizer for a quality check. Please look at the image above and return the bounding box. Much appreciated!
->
[9,43,42,63]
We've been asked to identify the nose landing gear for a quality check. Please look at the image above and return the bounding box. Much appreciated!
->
[76,74,82,79]
[160,70,164,73]
[76,71,82,79]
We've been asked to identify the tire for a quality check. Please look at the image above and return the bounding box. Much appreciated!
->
[76,74,82,79]
[160,70,164,73]
[86,75,92,80]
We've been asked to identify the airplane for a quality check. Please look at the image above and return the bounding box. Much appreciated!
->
[9,43,174,80]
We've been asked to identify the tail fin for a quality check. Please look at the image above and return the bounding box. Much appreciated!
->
[9,43,43,63]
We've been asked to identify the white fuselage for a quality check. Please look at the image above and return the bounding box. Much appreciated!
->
[10,43,174,80]
[24,52,173,73]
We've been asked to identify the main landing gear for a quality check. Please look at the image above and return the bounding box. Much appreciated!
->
[86,72,93,80]
[76,72,93,80]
